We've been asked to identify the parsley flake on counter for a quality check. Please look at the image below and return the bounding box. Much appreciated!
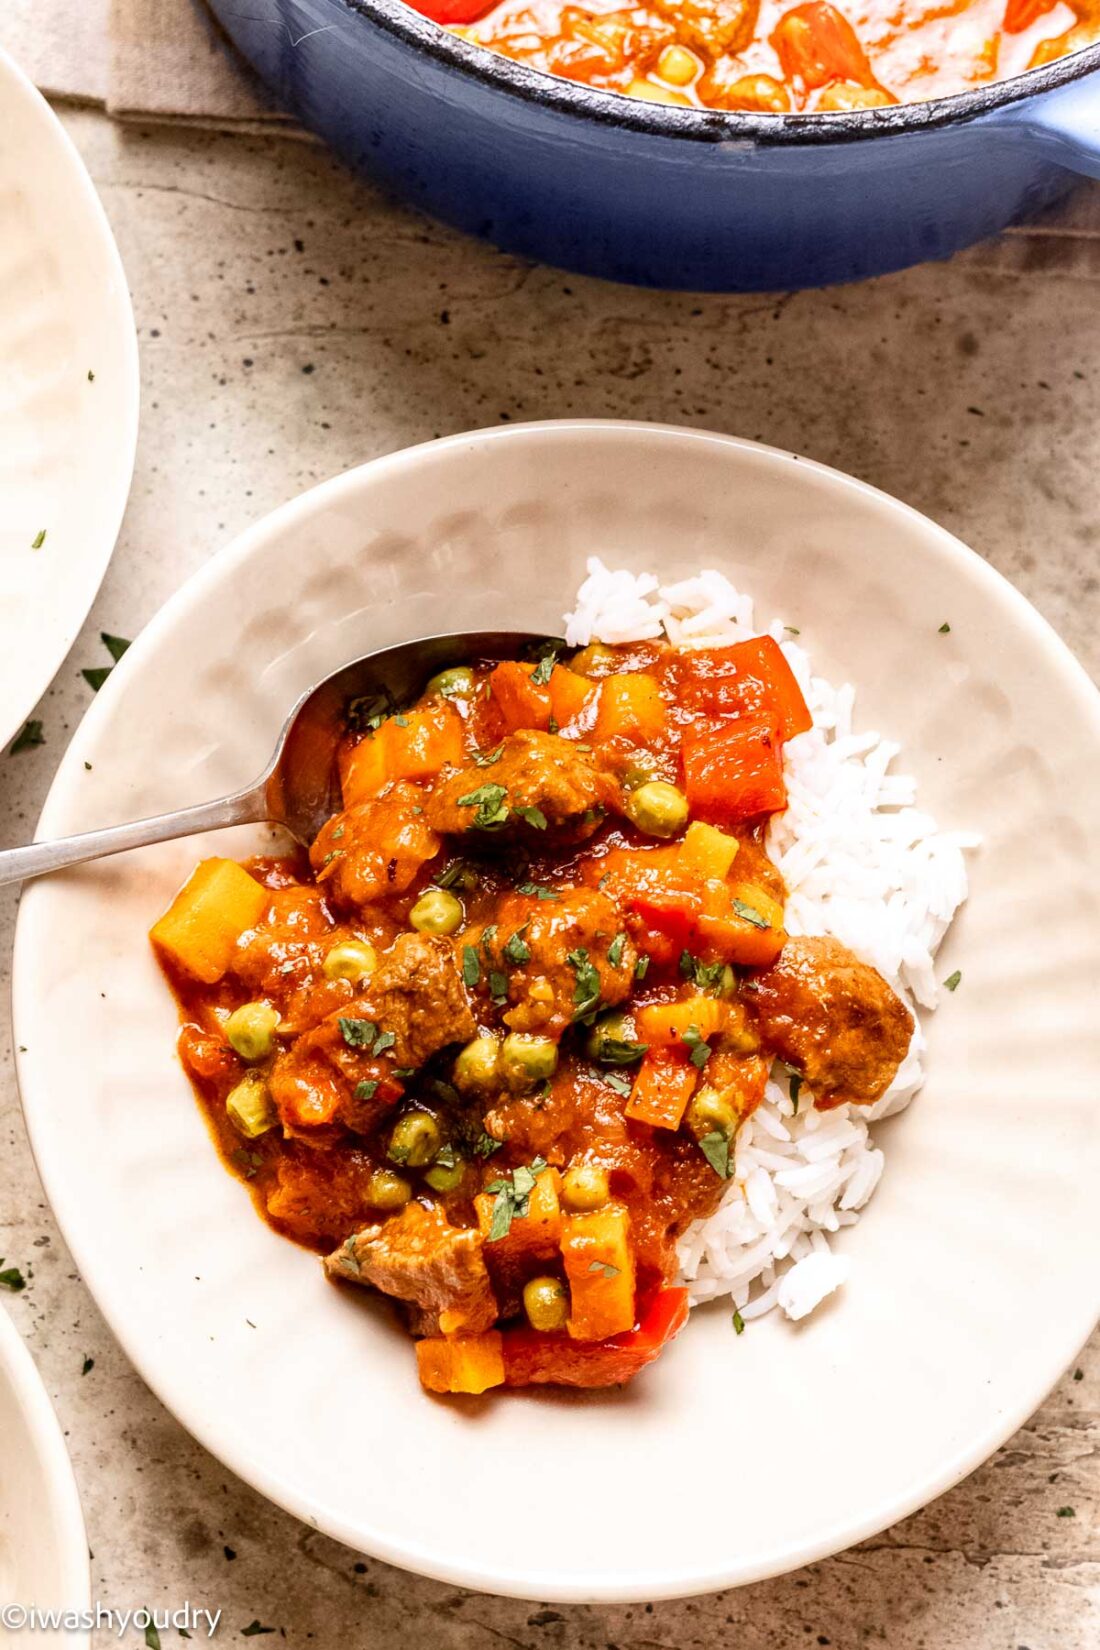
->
[938,622,951,634]
[732,1309,745,1335]
[82,666,112,692]
[241,1623,277,1638]
[0,1263,26,1293]
[944,970,962,992]
[102,632,131,662]
[457,782,509,828]
[1056,1506,1076,1518]
[31,529,46,550]
[81,1356,95,1376]
[9,720,44,755]
[143,1613,161,1650]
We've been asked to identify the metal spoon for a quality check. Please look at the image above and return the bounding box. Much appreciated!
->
[0,630,558,887]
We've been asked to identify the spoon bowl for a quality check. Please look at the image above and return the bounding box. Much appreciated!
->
[0,629,559,886]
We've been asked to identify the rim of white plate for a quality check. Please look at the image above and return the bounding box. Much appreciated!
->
[12,422,1100,1601]
[0,1306,90,1629]
[0,45,139,749]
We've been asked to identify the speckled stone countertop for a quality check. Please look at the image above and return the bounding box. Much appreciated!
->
[1,109,1097,1650]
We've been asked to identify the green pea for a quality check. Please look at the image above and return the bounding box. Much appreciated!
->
[366,1168,412,1210]
[625,780,690,839]
[387,1109,442,1168]
[500,1032,558,1090]
[424,1154,467,1193]
[686,1086,738,1142]
[560,1163,610,1212]
[409,888,463,935]
[453,1034,502,1095]
[225,1073,276,1138]
[225,1002,280,1062]
[425,665,475,700]
[523,1275,570,1332]
[322,939,378,983]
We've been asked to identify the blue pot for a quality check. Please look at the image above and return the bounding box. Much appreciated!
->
[206,0,1100,290]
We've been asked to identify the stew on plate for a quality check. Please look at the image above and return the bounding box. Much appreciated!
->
[151,637,911,1394]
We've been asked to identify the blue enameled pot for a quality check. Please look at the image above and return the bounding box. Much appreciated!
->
[206,0,1100,291]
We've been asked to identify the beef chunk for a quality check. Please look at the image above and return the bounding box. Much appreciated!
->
[327,1201,498,1335]
[743,935,913,1108]
[425,730,616,842]
[477,886,636,1036]
[366,932,476,1068]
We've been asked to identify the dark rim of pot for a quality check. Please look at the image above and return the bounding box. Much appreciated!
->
[340,0,1100,145]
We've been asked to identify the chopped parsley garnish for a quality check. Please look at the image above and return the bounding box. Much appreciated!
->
[789,1073,803,1113]
[588,1260,620,1278]
[392,714,410,727]
[597,1038,648,1066]
[462,945,481,987]
[503,926,531,965]
[530,652,556,686]
[472,1131,504,1159]
[517,881,559,901]
[31,528,46,550]
[457,783,509,828]
[354,1079,379,1101]
[433,1144,458,1171]
[547,715,559,735]
[732,1309,745,1335]
[580,806,606,827]
[102,632,131,662]
[938,622,951,634]
[489,970,509,1003]
[372,1030,396,1055]
[515,804,548,830]
[682,1024,712,1069]
[0,1263,26,1292]
[484,1157,548,1240]
[339,1017,378,1048]
[679,951,728,993]
[699,1131,732,1178]
[634,955,650,981]
[434,862,473,889]
[481,924,498,951]
[568,948,602,1021]
[607,931,627,968]
[393,1066,416,1079]
[473,743,504,767]
[230,1149,263,1181]
[331,823,345,841]
[732,899,770,930]
[9,719,44,755]
[601,1070,632,1098]
[944,970,962,992]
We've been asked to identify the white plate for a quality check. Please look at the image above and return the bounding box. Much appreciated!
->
[0,46,138,749]
[0,1308,89,1646]
[12,422,1100,1602]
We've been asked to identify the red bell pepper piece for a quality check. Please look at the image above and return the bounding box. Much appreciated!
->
[771,2,875,89]
[681,717,788,824]
[501,1288,690,1388]
[405,0,499,22]
[672,637,811,741]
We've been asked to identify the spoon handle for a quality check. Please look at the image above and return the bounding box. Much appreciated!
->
[0,784,268,889]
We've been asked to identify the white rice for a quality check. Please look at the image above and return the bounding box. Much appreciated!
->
[564,558,978,1324]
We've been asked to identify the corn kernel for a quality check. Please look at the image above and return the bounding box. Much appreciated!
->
[656,44,700,87]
